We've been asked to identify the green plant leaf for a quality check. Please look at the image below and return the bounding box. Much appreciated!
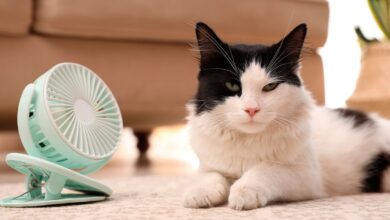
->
[368,0,390,39]
[379,0,390,37]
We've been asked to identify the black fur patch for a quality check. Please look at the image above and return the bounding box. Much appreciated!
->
[361,152,390,192]
[334,108,373,128]
[192,22,306,115]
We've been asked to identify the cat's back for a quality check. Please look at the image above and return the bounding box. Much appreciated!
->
[309,106,385,155]
[310,106,390,195]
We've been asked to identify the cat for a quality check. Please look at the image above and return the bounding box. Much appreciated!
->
[183,22,390,210]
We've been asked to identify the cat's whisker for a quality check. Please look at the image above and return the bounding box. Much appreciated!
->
[196,101,215,112]
[267,41,286,74]
[267,49,301,75]
[227,45,239,73]
[274,119,292,129]
[268,60,300,76]
[275,117,298,129]
[197,28,239,73]
[269,46,294,68]
[260,111,298,129]
[267,44,305,76]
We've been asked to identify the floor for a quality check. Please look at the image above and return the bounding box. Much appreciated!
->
[0,125,198,184]
[3,126,390,219]
[3,171,390,219]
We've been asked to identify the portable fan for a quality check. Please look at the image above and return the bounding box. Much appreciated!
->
[0,63,123,207]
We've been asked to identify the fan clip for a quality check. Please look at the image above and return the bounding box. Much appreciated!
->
[0,153,111,207]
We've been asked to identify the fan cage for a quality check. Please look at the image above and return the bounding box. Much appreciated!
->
[42,64,122,159]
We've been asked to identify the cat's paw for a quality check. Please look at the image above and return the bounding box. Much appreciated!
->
[228,184,267,210]
[183,182,228,208]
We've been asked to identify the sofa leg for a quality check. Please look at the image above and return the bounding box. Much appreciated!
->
[134,130,151,166]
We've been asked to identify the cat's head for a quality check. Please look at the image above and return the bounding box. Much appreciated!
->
[190,22,312,134]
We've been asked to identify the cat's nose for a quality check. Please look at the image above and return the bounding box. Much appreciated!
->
[244,108,260,117]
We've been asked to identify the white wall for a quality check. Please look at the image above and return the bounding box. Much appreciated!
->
[320,0,383,108]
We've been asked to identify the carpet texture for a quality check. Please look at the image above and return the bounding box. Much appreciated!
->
[1,175,390,220]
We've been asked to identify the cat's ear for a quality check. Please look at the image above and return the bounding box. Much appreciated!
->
[195,22,227,64]
[270,23,307,71]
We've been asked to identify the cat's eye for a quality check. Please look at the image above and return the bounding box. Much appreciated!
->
[225,82,240,92]
[262,82,279,92]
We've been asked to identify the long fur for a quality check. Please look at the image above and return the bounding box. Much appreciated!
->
[183,23,390,210]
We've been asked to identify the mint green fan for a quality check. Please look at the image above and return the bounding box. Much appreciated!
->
[0,63,123,207]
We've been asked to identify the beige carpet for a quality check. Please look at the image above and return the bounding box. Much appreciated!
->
[1,175,390,220]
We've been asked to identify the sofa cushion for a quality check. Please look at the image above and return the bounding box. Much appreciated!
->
[34,0,328,47]
[0,0,33,35]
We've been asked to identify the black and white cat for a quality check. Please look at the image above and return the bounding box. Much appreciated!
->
[183,22,390,210]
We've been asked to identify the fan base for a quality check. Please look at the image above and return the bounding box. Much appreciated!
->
[0,194,107,208]
[0,153,111,208]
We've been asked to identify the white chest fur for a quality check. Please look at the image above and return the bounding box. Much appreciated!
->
[188,112,312,179]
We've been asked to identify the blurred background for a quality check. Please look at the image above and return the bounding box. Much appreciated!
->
[321,0,382,108]
[0,0,388,182]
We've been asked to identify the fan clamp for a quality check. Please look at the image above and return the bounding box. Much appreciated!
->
[0,153,111,207]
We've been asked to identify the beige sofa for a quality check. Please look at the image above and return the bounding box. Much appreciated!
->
[0,0,328,157]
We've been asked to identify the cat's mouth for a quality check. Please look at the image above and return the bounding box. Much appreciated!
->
[241,120,259,126]
[233,120,267,134]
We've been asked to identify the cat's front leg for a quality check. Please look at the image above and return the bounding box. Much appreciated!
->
[228,163,323,210]
[183,172,230,208]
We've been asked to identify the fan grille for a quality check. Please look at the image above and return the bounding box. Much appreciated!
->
[45,64,122,159]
